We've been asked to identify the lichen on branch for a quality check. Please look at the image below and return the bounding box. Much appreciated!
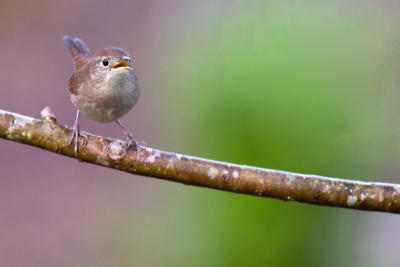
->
[1,107,400,214]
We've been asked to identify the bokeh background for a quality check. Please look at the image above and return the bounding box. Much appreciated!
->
[1,0,400,266]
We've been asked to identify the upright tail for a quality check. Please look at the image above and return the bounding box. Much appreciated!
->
[63,35,92,70]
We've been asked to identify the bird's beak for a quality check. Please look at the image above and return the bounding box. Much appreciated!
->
[111,59,132,70]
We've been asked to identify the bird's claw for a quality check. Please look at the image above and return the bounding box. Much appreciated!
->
[126,134,141,160]
[80,133,89,146]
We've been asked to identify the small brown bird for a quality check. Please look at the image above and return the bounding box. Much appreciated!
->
[63,35,141,157]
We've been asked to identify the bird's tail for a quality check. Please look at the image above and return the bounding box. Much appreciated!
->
[63,35,92,70]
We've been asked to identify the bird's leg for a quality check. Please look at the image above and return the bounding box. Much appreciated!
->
[115,119,141,159]
[68,110,81,157]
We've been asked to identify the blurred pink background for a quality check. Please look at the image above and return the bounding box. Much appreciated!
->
[0,0,182,265]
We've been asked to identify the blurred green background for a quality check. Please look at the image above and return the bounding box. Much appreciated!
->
[1,1,400,266]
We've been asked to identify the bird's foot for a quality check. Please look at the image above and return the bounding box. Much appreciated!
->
[115,119,142,160]
[68,123,88,157]
[126,134,142,160]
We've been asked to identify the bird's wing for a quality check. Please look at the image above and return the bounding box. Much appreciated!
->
[63,35,92,70]
[67,70,85,95]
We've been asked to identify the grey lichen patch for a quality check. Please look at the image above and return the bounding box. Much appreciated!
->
[286,174,295,183]
[378,192,384,202]
[4,113,36,140]
[107,140,126,160]
[144,149,161,163]
[95,155,109,166]
[13,114,35,128]
[346,195,358,206]
[324,185,330,193]
[207,167,219,180]
[6,126,16,139]
[394,186,400,195]
[40,107,56,122]
[167,157,176,169]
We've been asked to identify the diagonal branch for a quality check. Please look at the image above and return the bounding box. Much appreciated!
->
[1,107,400,214]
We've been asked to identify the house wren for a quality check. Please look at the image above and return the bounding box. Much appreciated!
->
[63,35,141,157]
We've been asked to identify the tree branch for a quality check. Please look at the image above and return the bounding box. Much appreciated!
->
[1,107,399,214]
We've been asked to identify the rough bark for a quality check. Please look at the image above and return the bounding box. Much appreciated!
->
[1,107,400,214]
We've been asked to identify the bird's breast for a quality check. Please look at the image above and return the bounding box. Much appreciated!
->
[70,71,140,122]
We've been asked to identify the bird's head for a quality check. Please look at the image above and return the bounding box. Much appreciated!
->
[91,48,133,76]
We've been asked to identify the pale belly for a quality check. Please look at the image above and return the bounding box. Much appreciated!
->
[71,72,140,122]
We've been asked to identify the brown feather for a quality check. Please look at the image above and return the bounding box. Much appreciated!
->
[68,70,85,95]
[63,35,92,70]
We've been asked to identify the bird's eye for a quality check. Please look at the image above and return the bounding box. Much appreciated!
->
[101,58,109,67]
